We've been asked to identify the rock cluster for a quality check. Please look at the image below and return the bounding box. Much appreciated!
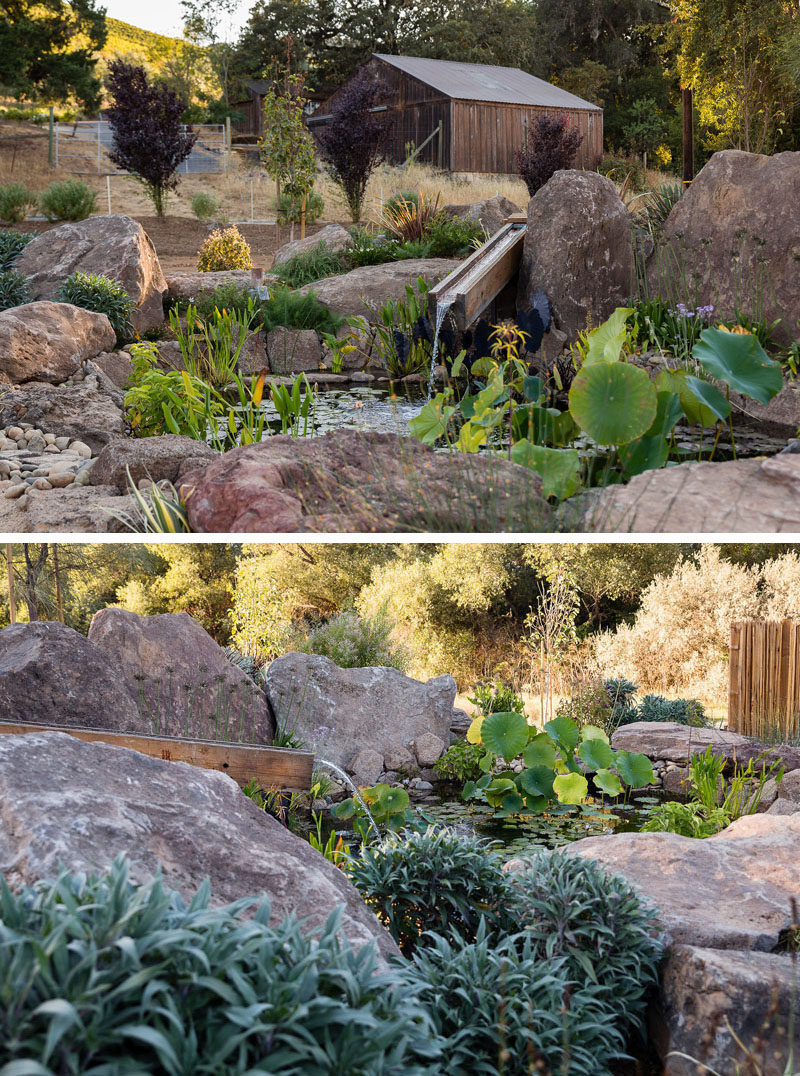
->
[0,423,94,507]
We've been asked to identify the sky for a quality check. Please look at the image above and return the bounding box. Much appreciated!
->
[101,0,252,39]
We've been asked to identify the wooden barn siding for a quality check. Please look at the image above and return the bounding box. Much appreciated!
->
[450,101,602,174]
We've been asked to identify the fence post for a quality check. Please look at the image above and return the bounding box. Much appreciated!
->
[5,544,15,624]
[48,107,54,168]
[225,116,231,172]
[97,124,101,173]
[106,174,112,215]
[728,622,741,733]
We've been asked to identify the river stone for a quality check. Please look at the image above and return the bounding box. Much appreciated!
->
[441,194,522,236]
[411,732,447,767]
[16,215,168,333]
[583,453,800,533]
[649,150,800,345]
[0,621,142,727]
[264,652,466,771]
[0,731,397,958]
[272,224,354,267]
[90,434,218,492]
[0,483,133,533]
[87,609,276,743]
[348,748,385,786]
[567,813,800,950]
[178,429,552,533]
[657,946,800,1076]
[0,373,125,452]
[517,170,634,341]
[0,302,116,384]
[296,259,460,321]
[611,722,800,774]
[266,328,322,374]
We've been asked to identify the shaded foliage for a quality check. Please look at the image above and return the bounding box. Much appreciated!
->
[515,113,584,196]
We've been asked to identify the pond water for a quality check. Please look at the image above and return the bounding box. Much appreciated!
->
[258,384,425,437]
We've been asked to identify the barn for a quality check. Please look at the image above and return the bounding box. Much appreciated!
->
[309,54,603,175]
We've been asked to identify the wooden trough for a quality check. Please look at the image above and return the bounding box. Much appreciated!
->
[428,221,526,330]
[0,721,315,791]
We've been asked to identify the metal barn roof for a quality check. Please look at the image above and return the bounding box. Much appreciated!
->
[373,54,602,111]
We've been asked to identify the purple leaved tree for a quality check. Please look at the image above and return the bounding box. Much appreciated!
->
[105,60,198,217]
[315,67,388,223]
[515,114,584,197]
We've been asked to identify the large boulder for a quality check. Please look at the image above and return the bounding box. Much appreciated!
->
[657,945,800,1076]
[441,194,521,236]
[166,269,260,301]
[649,151,800,344]
[568,813,800,951]
[611,722,800,774]
[583,452,800,533]
[297,259,460,321]
[178,429,553,533]
[0,302,116,385]
[87,608,276,743]
[517,170,634,341]
[263,652,466,771]
[0,371,126,452]
[266,327,323,374]
[89,434,218,491]
[0,731,397,957]
[16,215,168,333]
[0,621,142,728]
[272,224,354,267]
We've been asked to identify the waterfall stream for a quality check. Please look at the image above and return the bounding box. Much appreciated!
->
[316,758,381,840]
[426,294,455,400]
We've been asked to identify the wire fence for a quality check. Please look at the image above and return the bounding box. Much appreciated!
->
[54,121,227,175]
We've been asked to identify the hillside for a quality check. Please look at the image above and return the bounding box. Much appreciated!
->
[102,18,186,66]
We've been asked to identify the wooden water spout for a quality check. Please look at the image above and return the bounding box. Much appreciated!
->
[428,220,527,331]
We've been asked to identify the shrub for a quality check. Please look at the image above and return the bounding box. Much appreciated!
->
[634,693,708,726]
[273,243,349,288]
[381,190,440,243]
[261,284,344,335]
[56,270,135,344]
[405,923,628,1076]
[300,604,408,671]
[278,189,324,225]
[515,113,584,196]
[0,230,36,270]
[598,152,646,191]
[555,679,615,732]
[190,190,220,222]
[432,740,484,783]
[345,826,519,956]
[468,680,524,716]
[508,850,663,1034]
[197,225,253,271]
[641,798,730,837]
[0,858,438,1075]
[0,268,30,311]
[39,178,97,221]
[0,182,36,224]
[425,213,484,257]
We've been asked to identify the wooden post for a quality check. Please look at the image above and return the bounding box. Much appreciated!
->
[300,193,306,239]
[437,121,443,170]
[225,115,232,172]
[5,544,15,624]
[682,88,694,185]
[728,622,741,732]
[53,546,63,624]
[48,107,54,168]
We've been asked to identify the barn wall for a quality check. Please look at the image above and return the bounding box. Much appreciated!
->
[450,101,602,174]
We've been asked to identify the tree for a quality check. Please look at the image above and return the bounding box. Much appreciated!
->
[105,60,197,217]
[315,66,388,222]
[515,114,584,197]
[0,0,106,110]
[258,71,317,229]
[622,96,668,165]
[181,0,239,106]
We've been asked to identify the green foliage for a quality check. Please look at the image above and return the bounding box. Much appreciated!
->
[598,152,646,190]
[467,681,525,716]
[0,268,30,311]
[694,326,784,404]
[56,270,135,344]
[273,241,348,287]
[432,740,485,783]
[168,301,257,388]
[345,826,519,956]
[278,189,324,225]
[190,191,221,222]
[112,471,192,533]
[332,783,420,843]
[405,922,628,1076]
[258,74,316,205]
[370,276,434,377]
[299,604,409,671]
[634,693,708,726]
[507,849,663,1033]
[0,182,36,224]
[0,857,438,1075]
[197,225,252,271]
[260,284,344,335]
[633,182,683,237]
[641,799,730,837]
[38,178,98,221]
[424,213,484,258]
[0,231,36,271]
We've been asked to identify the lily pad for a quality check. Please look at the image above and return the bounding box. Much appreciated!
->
[693,327,783,404]
[569,362,658,445]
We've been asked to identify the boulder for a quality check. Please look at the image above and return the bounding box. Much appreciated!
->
[90,434,218,492]
[382,742,417,773]
[297,259,461,321]
[727,376,800,435]
[178,429,553,533]
[91,350,136,391]
[412,732,447,767]
[266,328,323,374]
[767,798,800,815]
[348,748,385,786]
[0,731,397,957]
[611,722,800,774]
[657,946,800,1076]
[567,813,800,951]
[87,609,276,743]
[583,453,800,533]
[16,215,168,333]
[272,224,354,267]
[649,151,800,344]
[263,652,466,771]
[0,483,135,533]
[0,372,126,452]
[166,270,259,301]
[441,194,521,236]
[0,302,116,384]
[517,170,634,341]
[0,621,142,728]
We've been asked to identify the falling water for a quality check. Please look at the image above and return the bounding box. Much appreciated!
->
[426,294,455,400]
[316,758,381,840]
